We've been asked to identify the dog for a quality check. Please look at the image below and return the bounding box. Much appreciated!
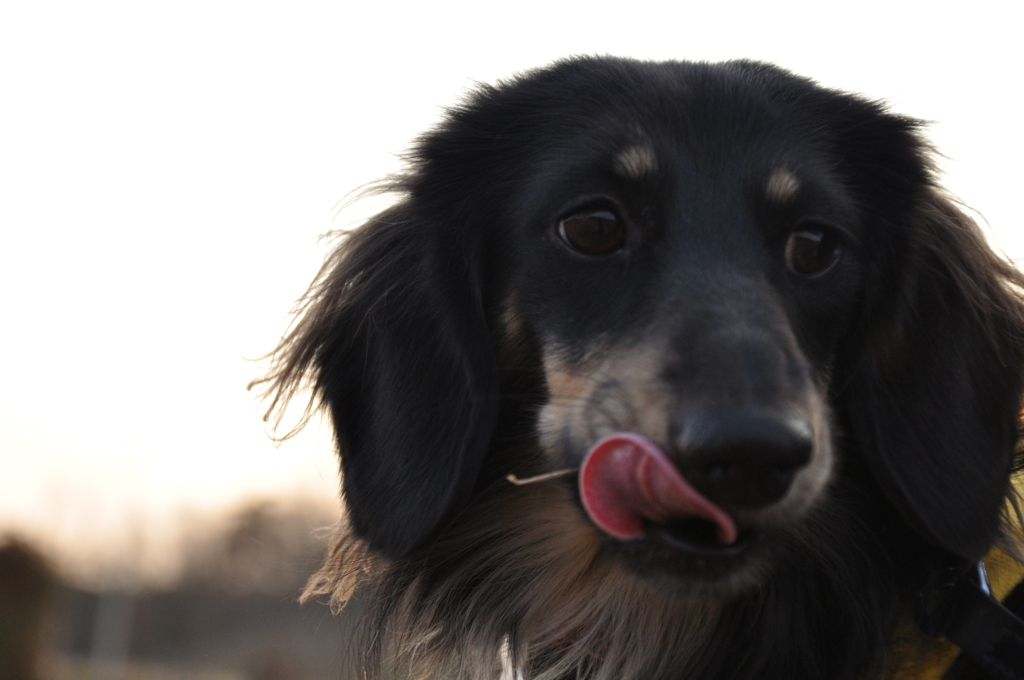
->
[256,57,1024,679]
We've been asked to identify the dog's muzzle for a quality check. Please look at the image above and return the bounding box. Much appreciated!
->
[579,413,816,554]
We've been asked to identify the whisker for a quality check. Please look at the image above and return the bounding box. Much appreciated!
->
[506,469,578,486]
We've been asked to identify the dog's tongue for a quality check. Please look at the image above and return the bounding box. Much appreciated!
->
[579,433,738,544]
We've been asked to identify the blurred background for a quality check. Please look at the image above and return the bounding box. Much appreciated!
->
[1,0,1021,677]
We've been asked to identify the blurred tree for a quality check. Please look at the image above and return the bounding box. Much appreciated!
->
[0,537,57,680]
[179,499,336,596]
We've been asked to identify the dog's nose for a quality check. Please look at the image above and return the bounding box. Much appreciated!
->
[675,415,813,510]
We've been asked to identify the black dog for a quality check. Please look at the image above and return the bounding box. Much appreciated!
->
[258,58,1024,679]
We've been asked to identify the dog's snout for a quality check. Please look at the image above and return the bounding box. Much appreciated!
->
[676,415,814,510]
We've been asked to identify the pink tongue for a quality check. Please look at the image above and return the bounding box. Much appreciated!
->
[579,433,738,544]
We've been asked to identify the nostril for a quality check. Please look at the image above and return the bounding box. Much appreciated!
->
[705,462,731,480]
[676,414,814,510]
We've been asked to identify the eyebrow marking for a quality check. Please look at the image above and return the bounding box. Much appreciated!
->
[766,168,800,203]
[613,144,658,180]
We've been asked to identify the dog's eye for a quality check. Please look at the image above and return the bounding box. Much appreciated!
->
[785,229,841,276]
[558,210,625,255]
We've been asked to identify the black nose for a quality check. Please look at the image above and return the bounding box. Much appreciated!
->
[675,414,814,510]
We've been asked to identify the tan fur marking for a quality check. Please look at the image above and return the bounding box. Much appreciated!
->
[539,340,672,457]
[496,295,530,368]
[543,352,594,403]
[765,168,800,203]
[500,296,526,345]
[613,144,658,180]
[539,351,598,455]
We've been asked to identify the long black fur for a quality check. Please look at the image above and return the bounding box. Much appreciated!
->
[257,57,1024,680]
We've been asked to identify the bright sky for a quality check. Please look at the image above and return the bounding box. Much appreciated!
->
[1,0,1021,584]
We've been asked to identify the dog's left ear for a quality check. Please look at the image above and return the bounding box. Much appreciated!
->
[844,189,1024,560]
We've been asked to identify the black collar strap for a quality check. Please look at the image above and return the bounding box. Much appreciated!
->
[918,561,1024,680]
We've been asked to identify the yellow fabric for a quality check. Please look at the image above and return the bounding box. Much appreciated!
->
[885,478,1024,680]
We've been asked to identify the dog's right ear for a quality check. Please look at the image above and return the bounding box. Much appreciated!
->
[257,203,498,560]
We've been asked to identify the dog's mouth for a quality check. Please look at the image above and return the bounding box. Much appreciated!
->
[579,433,752,558]
[650,518,754,557]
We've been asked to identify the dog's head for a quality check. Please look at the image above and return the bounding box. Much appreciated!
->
[261,58,1024,600]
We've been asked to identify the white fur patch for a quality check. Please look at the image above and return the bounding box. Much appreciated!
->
[765,169,800,203]
[613,145,658,179]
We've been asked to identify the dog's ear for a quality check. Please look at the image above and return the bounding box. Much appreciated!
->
[261,203,497,560]
[844,190,1024,560]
